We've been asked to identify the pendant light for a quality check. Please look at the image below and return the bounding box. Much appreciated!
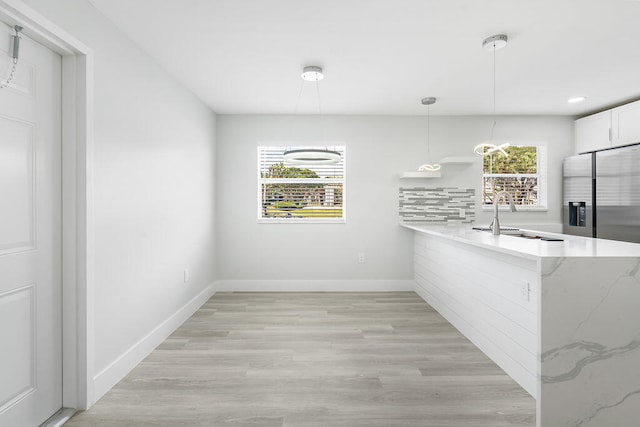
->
[283,148,340,164]
[474,34,510,158]
[418,97,441,172]
[284,66,341,165]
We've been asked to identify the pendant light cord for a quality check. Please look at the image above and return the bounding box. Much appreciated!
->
[315,80,322,116]
[289,72,328,151]
[493,43,496,117]
[293,78,304,115]
[287,77,306,148]
[490,45,496,192]
[315,79,327,146]
[489,43,497,142]
[427,104,431,154]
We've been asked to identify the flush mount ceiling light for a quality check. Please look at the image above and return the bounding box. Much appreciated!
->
[418,97,441,172]
[474,34,510,158]
[301,65,324,82]
[568,96,586,103]
[284,66,340,165]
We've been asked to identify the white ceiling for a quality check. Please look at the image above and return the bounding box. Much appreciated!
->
[88,0,640,116]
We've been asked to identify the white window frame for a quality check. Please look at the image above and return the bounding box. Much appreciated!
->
[481,145,548,211]
[257,146,347,223]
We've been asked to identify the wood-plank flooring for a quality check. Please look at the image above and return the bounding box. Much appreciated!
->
[66,292,535,426]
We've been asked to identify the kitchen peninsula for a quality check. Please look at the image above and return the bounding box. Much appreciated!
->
[402,223,640,427]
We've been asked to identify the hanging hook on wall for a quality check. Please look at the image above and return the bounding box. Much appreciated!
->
[1,25,23,90]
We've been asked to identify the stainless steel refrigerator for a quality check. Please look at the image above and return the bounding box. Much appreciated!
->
[563,143,640,243]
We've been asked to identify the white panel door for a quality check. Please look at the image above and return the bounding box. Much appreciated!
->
[0,24,62,427]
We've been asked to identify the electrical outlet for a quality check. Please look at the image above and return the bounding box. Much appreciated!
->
[183,268,189,283]
[357,253,365,263]
[520,282,530,302]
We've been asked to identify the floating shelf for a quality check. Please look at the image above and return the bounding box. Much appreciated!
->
[400,171,442,179]
[399,156,478,179]
[438,156,479,164]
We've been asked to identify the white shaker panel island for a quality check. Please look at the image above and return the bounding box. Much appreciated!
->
[401,223,640,427]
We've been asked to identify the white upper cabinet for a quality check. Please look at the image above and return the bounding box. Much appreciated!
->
[575,100,640,154]
[575,110,611,153]
[612,100,640,147]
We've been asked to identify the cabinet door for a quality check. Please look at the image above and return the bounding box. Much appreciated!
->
[612,100,640,148]
[575,110,611,153]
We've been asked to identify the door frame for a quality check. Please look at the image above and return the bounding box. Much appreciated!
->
[0,0,94,410]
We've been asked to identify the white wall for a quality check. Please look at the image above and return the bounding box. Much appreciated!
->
[22,0,217,404]
[215,115,573,284]
[421,116,575,230]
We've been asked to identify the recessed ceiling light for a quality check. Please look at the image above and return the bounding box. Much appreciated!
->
[301,66,324,82]
[568,96,586,103]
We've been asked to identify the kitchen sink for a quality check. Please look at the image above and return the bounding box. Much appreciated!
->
[504,232,563,241]
[473,227,563,241]
[472,226,520,232]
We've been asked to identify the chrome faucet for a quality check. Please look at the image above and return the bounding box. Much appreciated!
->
[490,191,517,235]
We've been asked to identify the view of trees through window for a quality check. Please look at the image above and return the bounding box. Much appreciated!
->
[482,146,540,206]
[258,146,345,221]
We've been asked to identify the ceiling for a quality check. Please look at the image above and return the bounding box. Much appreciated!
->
[88,0,640,116]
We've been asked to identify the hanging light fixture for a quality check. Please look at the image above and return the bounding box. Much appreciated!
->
[474,142,509,157]
[474,34,510,158]
[284,148,340,164]
[301,65,324,82]
[284,66,340,165]
[417,97,441,172]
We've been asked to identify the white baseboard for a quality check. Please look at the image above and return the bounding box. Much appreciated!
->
[92,283,216,404]
[214,279,416,292]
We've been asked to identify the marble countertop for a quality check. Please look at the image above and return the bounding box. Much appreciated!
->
[401,222,640,259]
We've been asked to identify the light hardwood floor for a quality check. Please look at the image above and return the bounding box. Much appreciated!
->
[66,292,535,426]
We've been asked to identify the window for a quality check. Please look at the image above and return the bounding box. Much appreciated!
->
[481,145,547,210]
[258,146,346,222]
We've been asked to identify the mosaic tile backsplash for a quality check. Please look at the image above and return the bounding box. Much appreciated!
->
[399,187,475,223]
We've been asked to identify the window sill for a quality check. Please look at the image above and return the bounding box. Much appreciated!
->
[258,218,346,224]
